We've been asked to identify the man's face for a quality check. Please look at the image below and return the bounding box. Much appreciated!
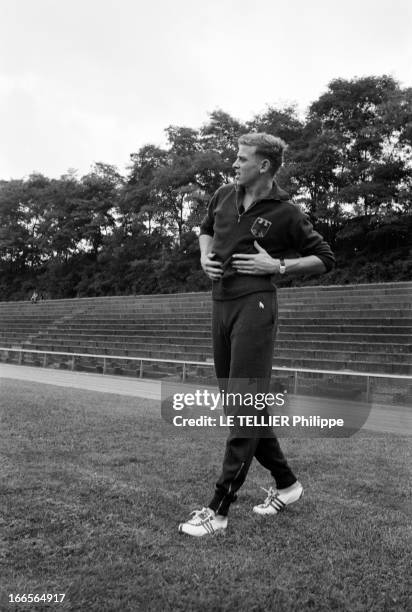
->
[232,144,263,187]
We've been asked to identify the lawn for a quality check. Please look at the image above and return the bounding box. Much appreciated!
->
[0,378,410,611]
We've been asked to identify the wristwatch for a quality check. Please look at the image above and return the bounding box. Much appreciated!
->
[279,258,286,275]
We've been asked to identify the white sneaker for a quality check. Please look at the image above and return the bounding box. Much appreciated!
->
[178,507,228,537]
[253,482,304,515]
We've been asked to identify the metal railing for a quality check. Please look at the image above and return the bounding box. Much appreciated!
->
[1,346,411,403]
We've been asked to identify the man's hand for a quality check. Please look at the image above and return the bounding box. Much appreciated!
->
[201,252,223,280]
[232,241,279,275]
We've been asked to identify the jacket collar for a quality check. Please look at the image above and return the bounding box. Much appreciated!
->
[234,180,289,202]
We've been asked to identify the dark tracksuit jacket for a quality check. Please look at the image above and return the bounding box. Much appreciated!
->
[199,181,335,515]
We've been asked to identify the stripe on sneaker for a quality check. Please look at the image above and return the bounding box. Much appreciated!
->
[270,498,285,512]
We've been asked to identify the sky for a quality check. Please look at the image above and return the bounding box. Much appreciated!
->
[1,0,411,180]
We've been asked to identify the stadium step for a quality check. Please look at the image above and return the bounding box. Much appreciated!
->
[1,281,411,382]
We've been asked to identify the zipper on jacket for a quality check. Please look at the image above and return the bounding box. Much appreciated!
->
[235,192,262,222]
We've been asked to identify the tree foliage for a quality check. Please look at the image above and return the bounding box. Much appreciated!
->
[1,75,411,300]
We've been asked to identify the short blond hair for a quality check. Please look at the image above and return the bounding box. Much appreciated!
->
[238,133,287,175]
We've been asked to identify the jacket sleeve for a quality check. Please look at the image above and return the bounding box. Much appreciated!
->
[290,208,335,272]
[199,188,222,237]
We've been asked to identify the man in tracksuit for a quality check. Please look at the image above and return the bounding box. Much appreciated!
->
[179,133,335,536]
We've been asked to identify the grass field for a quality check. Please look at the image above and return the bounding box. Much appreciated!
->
[1,378,411,612]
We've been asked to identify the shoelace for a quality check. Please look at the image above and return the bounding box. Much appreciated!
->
[260,486,278,507]
[190,508,213,522]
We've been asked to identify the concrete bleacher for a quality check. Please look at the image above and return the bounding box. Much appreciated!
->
[0,282,411,403]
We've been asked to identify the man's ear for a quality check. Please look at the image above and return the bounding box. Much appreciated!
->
[260,158,271,174]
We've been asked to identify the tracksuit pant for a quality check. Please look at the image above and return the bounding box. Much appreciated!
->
[208,291,297,516]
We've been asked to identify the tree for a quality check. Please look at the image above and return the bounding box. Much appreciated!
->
[0,179,30,267]
[80,163,122,255]
[199,109,245,189]
[309,75,412,215]
[124,145,169,234]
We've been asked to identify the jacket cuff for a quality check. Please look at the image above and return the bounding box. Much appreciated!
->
[316,254,335,273]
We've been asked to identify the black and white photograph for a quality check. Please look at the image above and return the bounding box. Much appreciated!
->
[0,1,411,610]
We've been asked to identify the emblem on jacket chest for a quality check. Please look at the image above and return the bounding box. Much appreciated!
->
[250,217,272,238]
